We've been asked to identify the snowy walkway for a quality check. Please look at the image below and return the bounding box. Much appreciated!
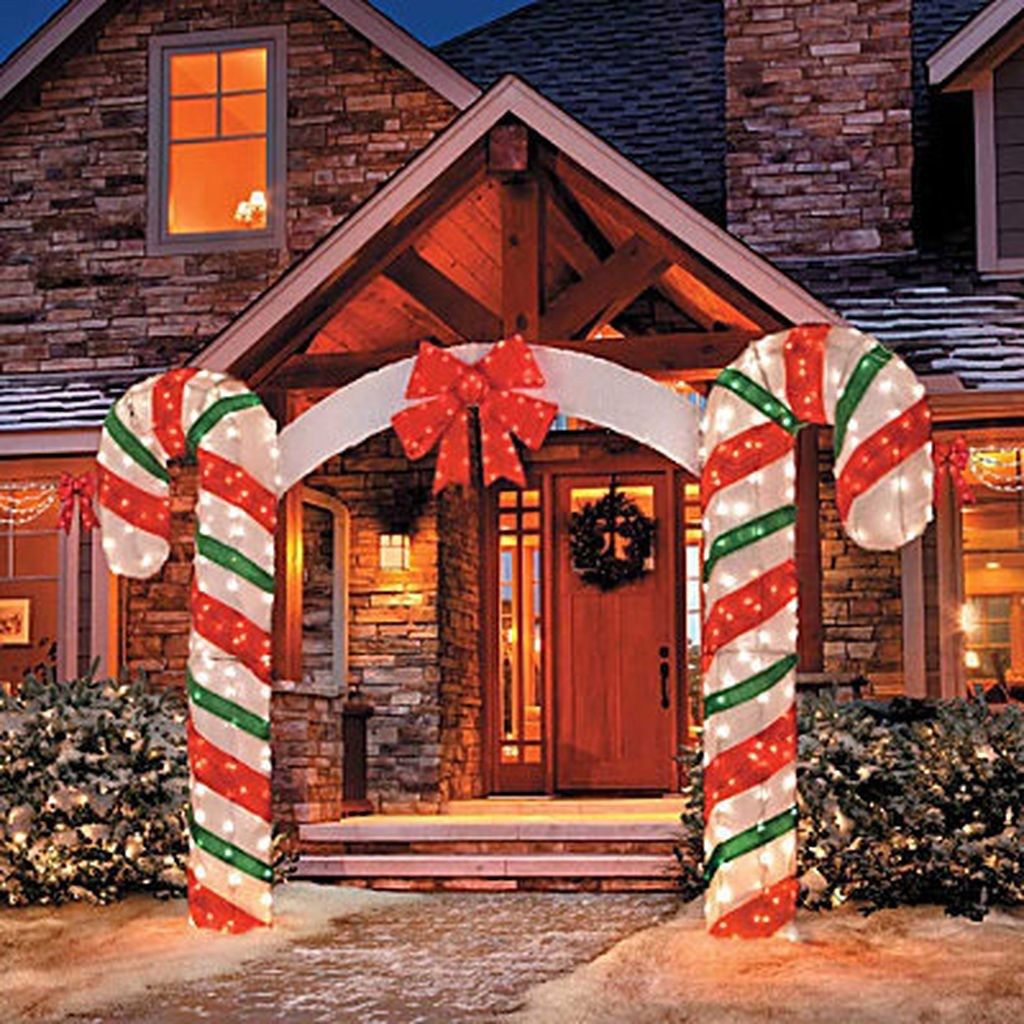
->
[5,886,676,1022]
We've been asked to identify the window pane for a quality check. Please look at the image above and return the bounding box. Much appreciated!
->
[170,97,217,141]
[170,52,217,96]
[221,47,268,93]
[221,93,266,137]
[168,137,267,234]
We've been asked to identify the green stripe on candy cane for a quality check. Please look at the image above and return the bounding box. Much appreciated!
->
[704,654,798,718]
[702,505,796,583]
[187,670,271,741]
[103,406,172,484]
[704,805,798,883]
[196,531,276,594]
[186,393,264,458]
[188,810,273,883]
[833,345,892,456]
[713,369,803,436]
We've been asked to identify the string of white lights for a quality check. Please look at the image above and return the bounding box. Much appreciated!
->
[0,480,60,528]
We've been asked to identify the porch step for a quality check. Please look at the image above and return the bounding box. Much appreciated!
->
[295,852,679,891]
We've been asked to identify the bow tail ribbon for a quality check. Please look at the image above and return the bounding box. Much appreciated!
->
[479,391,558,488]
[58,471,98,534]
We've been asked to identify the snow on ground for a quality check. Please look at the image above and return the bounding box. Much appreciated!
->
[514,901,1024,1024]
[1,883,415,1022]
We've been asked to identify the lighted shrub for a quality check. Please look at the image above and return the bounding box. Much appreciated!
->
[676,698,1024,920]
[0,670,189,907]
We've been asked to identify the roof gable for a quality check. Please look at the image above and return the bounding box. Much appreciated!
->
[193,75,838,374]
[927,0,1024,87]
[0,0,480,110]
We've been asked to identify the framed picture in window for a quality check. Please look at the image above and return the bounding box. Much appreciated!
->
[0,599,30,646]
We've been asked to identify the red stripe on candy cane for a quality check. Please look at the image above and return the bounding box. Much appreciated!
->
[190,581,273,686]
[836,398,931,521]
[188,719,272,821]
[199,449,278,534]
[703,708,797,820]
[710,877,800,939]
[702,422,796,509]
[153,368,199,460]
[783,324,829,425]
[97,465,171,539]
[187,869,266,934]
[701,560,798,674]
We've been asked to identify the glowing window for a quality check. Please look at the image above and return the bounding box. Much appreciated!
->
[148,29,285,252]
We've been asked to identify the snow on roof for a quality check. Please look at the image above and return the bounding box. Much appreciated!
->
[0,374,154,432]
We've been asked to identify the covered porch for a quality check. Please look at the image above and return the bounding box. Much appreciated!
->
[187,76,842,829]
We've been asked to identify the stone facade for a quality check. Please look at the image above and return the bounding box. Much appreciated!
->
[724,0,914,257]
[818,444,905,696]
[0,0,455,374]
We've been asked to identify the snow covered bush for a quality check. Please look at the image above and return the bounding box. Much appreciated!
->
[0,669,189,907]
[676,697,1024,920]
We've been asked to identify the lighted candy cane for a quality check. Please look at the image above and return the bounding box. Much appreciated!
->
[97,369,279,934]
[700,324,933,938]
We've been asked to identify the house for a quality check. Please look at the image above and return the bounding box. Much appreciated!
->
[0,0,1021,887]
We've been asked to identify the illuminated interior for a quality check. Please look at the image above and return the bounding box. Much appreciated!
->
[498,489,543,765]
[683,481,702,738]
[962,446,1024,689]
[166,46,269,236]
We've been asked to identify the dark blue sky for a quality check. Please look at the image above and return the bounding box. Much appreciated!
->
[0,1,530,61]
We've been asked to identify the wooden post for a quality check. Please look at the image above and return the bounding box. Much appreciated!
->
[796,426,824,673]
[341,689,374,817]
[500,175,544,338]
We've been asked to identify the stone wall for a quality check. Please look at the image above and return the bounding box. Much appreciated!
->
[724,0,913,257]
[306,433,442,813]
[0,0,455,373]
[438,486,484,802]
[818,444,905,695]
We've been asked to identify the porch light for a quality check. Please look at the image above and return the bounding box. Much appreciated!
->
[379,533,410,571]
[965,650,981,670]
[960,602,979,635]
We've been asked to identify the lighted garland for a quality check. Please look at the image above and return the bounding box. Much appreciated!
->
[701,324,933,939]
[569,488,654,591]
[97,369,279,934]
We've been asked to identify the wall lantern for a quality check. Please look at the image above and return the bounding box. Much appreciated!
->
[379,533,411,571]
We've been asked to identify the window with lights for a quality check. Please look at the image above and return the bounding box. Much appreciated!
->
[147,28,286,254]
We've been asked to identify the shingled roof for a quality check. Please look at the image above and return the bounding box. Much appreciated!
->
[439,0,725,224]
[442,0,1024,389]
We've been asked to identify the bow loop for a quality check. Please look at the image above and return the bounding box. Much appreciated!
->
[392,339,558,494]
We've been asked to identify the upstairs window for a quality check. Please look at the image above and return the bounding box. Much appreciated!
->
[147,28,286,253]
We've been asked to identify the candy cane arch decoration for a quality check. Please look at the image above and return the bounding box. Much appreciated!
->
[97,369,279,933]
[701,324,933,938]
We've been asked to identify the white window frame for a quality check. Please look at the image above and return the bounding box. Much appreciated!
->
[146,26,288,256]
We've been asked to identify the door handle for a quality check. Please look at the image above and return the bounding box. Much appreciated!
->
[659,658,671,710]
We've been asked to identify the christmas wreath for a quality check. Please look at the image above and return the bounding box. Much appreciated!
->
[568,488,655,591]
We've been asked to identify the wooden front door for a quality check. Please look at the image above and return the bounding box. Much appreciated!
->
[553,473,677,791]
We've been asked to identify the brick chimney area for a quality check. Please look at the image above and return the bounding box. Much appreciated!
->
[725,0,913,258]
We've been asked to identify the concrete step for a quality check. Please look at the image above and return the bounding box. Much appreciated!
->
[296,852,678,881]
[299,818,681,844]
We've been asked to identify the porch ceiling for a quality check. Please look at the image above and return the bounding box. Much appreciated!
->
[268,134,777,390]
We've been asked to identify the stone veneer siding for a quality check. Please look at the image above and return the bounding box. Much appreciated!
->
[818,444,905,695]
[0,0,455,373]
[724,0,913,257]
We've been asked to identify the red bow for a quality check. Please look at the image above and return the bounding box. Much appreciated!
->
[392,338,558,494]
[58,472,99,534]
[933,437,975,507]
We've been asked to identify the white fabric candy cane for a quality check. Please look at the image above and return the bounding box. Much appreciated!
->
[700,324,933,938]
[97,369,279,933]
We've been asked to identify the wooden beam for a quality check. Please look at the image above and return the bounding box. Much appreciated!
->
[384,249,502,341]
[541,164,613,264]
[241,146,488,387]
[550,153,782,334]
[501,178,544,337]
[269,331,758,389]
[488,123,530,174]
[542,234,669,339]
